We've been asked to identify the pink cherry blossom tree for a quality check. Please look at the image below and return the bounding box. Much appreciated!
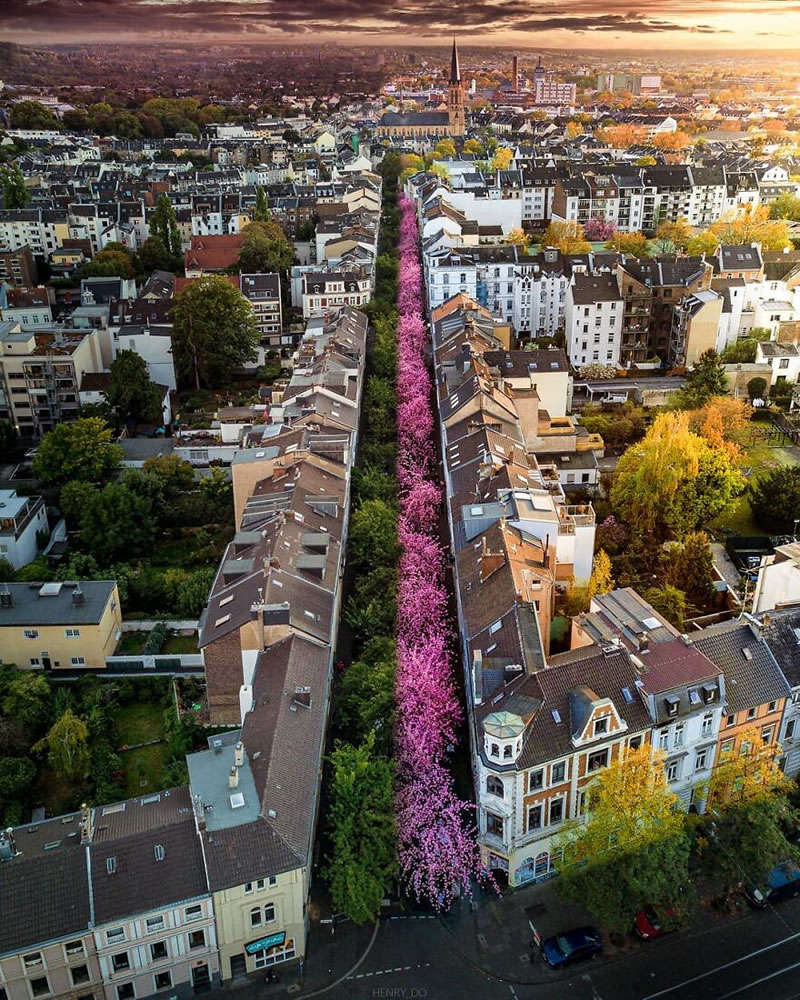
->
[392,195,489,909]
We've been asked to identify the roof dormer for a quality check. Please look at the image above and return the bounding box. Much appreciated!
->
[569,685,627,747]
[482,710,525,765]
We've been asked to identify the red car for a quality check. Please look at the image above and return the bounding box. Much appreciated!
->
[634,907,675,940]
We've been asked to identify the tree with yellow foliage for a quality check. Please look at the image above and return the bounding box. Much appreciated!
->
[611,411,744,542]
[686,230,719,256]
[709,205,791,252]
[541,220,590,254]
[700,726,799,894]
[462,138,484,156]
[654,217,693,252]
[605,231,651,256]
[565,121,583,140]
[506,227,529,250]
[556,744,693,935]
[596,124,647,148]
[564,549,615,617]
[433,139,456,159]
[652,131,692,151]
[490,147,514,171]
[688,396,749,461]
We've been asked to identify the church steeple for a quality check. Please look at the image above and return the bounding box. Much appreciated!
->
[450,37,461,85]
[447,37,465,137]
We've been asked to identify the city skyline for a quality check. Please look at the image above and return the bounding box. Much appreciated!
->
[4,0,800,49]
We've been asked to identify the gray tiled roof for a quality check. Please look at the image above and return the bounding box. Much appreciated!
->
[692,621,790,714]
[0,581,115,624]
[760,607,800,688]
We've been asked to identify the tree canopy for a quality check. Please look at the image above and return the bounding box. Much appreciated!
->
[237,220,294,275]
[1,163,31,210]
[170,275,260,389]
[541,220,591,254]
[106,350,163,425]
[676,350,729,408]
[749,465,800,533]
[149,194,182,258]
[611,411,744,542]
[33,418,123,490]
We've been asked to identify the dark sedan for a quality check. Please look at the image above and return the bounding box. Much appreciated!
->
[540,926,603,968]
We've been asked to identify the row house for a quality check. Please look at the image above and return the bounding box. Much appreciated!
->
[239,273,283,349]
[298,267,371,320]
[564,273,624,369]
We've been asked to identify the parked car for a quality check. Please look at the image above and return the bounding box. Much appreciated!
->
[540,926,603,968]
[634,907,675,940]
[745,860,800,908]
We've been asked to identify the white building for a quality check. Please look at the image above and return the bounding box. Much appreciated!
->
[0,489,48,570]
[564,273,623,368]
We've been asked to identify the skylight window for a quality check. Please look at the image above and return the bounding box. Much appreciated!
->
[219,594,234,608]
[215,614,231,628]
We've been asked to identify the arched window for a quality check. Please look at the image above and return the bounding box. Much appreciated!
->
[534,852,549,877]
[486,775,504,798]
[503,745,513,759]
[490,743,500,757]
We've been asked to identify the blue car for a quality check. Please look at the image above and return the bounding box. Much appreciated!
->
[540,926,603,968]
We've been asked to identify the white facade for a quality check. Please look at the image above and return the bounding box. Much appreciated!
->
[0,490,48,570]
[564,283,624,368]
[424,251,478,311]
[754,544,800,614]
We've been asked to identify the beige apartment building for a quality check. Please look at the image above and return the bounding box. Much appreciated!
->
[0,322,110,438]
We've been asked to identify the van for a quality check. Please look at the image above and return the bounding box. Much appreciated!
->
[745,860,800,908]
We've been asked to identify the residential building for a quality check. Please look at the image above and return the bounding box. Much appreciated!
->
[239,274,283,348]
[755,342,800,387]
[670,288,723,368]
[533,79,576,105]
[0,488,48,570]
[759,608,800,776]
[0,580,122,670]
[0,286,53,328]
[753,542,800,615]
[183,235,244,277]
[565,273,624,369]
[0,245,37,288]
[299,268,371,319]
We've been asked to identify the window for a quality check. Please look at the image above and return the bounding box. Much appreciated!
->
[786,720,796,741]
[30,979,50,999]
[701,713,713,738]
[253,939,296,969]
[486,812,504,837]
[503,745,513,759]
[593,717,608,736]
[769,701,778,713]
[549,798,564,825]
[747,707,756,720]
[674,724,685,747]
[65,628,80,638]
[23,629,39,639]
[116,987,134,1000]
[490,743,499,758]
[658,729,669,750]
[726,714,736,728]
[71,657,86,666]
[587,748,609,772]
[666,760,680,782]
[184,905,203,921]
[486,775,504,797]
[527,805,543,831]
[250,907,263,928]
[188,930,205,950]
[721,739,734,755]
[551,762,566,784]
[106,928,125,944]
[244,882,254,894]
[71,966,91,987]
[629,735,643,750]
[111,953,130,973]
[145,916,164,933]
[268,875,277,888]
[695,750,708,772]
[154,972,172,991]
[150,942,168,962]
[65,940,85,958]
[529,769,543,791]
[762,726,774,744]
[23,954,43,970]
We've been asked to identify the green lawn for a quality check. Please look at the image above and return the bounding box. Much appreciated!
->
[116,631,148,655]
[122,743,169,797]
[114,701,165,747]
[710,443,798,538]
[162,634,198,654]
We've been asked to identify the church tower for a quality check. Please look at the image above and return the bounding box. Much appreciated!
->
[447,38,466,138]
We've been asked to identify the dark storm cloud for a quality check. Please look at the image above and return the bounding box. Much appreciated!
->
[0,0,754,38]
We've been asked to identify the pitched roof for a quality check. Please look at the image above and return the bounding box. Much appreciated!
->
[692,620,790,714]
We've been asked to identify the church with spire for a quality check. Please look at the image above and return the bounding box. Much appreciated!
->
[377,39,466,140]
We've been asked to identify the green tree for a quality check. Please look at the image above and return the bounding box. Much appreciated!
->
[643,584,687,628]
[344,566,397,643]
[323,735,396,924]
[0,756,36,799]
[667,531,715,610]
[2,672,52,733]
[720,339,758,364]
[676,350,729,409]
[352,466,397,507]
[748,376,768,400]
[749,466,800,533]
[149,194,182,258]
[238,221,294,275]
[142,455,194,499]
[111,111,143,139]
[79,483,155,564]
[556,745,692,935]
[349,499,397,570]
[686,230,719,256]
[62,108,91,132]
[170,275,260,389]
[10,100,61,130]
[611,412,744,542]
[106,350,163,425]
[2,163,31,209]
[34,708,90,780]
[770,193,800,221]
[60,481,98,527]
[33,418,122,490]
[82,243,135,279]
[253,185,271,222]
[136,236,173,274]
[336,637,395,754]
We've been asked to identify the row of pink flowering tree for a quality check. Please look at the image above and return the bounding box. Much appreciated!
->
[393,195,488,908]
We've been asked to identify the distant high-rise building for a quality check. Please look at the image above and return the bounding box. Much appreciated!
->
[512,55,519,93]
[534,77,576,105]
[534,56,546,87]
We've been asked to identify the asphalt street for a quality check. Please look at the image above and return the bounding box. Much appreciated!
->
[324,897,800,1000]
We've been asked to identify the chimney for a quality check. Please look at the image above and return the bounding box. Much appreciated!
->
[79,802,93,845]
[234,741,244,767]
[72,586,85,607]
[192,793,207,832]
[479,536,507,583]
[229,766,239,789]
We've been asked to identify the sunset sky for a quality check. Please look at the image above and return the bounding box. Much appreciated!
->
[4,0,800,49]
